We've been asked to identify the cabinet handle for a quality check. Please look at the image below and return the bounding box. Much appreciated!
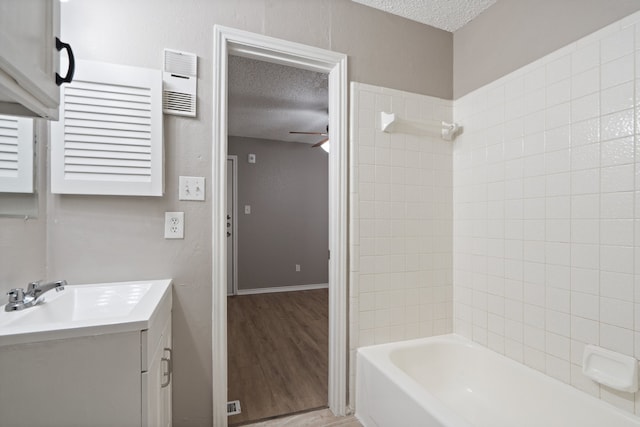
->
[161,347,172,388]
[55,37,75,86]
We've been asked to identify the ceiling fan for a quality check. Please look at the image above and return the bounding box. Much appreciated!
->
[289,125,329,150]
[289,131,328,147]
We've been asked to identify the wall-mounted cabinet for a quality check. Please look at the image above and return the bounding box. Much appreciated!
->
[0,0,74,120]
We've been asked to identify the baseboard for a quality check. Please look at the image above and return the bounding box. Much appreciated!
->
[236,283,328,295]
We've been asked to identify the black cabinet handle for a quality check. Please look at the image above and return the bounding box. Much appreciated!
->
[55,37,75,86]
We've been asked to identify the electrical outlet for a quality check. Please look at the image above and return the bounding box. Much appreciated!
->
[295,264,301,272]
[179,176,205,201]
[164,212,184,239]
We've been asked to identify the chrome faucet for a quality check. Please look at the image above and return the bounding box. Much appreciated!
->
[5,280,67,312]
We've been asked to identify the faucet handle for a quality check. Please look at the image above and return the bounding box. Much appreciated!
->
[27,281,42,292]
[7,288,25,303]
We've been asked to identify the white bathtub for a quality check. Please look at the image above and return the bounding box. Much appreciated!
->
[356,334,640,427]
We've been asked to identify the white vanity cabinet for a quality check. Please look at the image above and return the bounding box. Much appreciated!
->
[0,280,173,427]
[0,0,74,120]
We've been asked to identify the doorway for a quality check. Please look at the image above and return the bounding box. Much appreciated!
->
[212,26,348,427]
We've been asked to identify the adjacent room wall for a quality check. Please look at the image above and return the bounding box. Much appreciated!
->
[228,136,328,292]
[454,12,640,414]
[454,0,640,98]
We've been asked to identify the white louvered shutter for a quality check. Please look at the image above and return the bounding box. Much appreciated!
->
[0,115,34,193]
[51,60,163,196]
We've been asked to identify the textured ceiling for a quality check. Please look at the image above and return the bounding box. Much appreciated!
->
[228,2,496,143]
[352,0,497,32]
[228,56,328,145]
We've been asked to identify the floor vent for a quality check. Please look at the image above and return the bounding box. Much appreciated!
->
[227,400,242,416]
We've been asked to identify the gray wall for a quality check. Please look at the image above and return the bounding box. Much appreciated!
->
[0,1,452,426]
[453,0,640,98]
[229,137,328,291]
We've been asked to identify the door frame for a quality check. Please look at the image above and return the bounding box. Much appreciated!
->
[226,155,238,296]
[212,26,348,426]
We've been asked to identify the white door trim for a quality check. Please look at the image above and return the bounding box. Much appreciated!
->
[226,155,238,296]
[212,26,348,427]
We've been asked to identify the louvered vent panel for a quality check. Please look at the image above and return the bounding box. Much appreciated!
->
[62,81,153,183]
[51,60,163,196]
[0,115,34,193]
[0,117,19,178]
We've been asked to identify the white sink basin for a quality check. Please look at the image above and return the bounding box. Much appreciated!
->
[0,279,172,346]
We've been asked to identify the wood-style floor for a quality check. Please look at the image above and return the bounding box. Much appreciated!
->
[228,289,328,425]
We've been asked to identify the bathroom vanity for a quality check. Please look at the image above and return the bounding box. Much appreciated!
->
[0,279,172,427]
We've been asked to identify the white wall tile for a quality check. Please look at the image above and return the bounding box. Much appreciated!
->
[572,194,600,218]
[572,93,600,122]
[600,323,634,355]
[453,15,640,416]
[601,109,634,141]
[600,220,634,246]
[572,43,600,75]
[572,68,600,98]
[571,292,600,321]
[547,79,571,107]
[601,82,634,114]
[547,56,572,84]
[351,83,453,404]
[545,126,571,152]
[601,136,634,167]
[571,267,600,295]
[600,297,634,329]
[601,26,634,63]
[571,168,600,195]
[571,118,600,146]
[601,192,634,218]
[601,164,635,193]
[601,54,634,89]
[571,143,600,170]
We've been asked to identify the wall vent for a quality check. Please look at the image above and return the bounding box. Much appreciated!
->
[51,60,164,196]
[226,400,241,416]
[162,49,197,117]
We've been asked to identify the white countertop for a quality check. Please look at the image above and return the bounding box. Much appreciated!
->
[0,279,172,347]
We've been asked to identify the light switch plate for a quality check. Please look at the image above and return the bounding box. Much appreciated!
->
[179,176,205,201]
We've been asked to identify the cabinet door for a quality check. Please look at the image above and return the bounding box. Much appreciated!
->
[0,0,61,119]
[143,319,172,427]
[160,324,173,427]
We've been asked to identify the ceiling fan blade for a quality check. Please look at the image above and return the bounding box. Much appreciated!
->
[311,137,329,148]
[289,131,328,135]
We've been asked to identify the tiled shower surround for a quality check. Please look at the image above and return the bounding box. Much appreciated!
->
[349,83,454,404]
[454,12,640,414]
